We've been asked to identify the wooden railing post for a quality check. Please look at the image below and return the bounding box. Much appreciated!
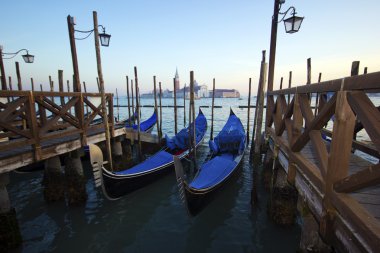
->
[27,91,41,161]
[320,90,356,243]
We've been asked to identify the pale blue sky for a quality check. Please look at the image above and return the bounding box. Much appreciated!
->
[1,0,379,95]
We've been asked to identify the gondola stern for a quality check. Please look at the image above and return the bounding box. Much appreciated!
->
[173,155,191,215]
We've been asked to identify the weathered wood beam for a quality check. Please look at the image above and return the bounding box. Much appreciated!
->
[334,163,380,193]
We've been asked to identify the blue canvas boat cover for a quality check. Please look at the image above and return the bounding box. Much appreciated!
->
[166,110,207,150]
[126,110,157,132]
[189,155,237,189]
[115,150,173,175]
[209,112,245,155]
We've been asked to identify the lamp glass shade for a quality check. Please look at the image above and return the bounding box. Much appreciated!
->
[22,53,34,63]
[283,15,304,33]
[99,33,111,47]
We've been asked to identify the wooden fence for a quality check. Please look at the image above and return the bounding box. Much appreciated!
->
[0,91,114,161]
[266,71,380,251]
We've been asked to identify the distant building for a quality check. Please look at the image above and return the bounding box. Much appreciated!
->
[174,68,180,91]
[210,89,240,98]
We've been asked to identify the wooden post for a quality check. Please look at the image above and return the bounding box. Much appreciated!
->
[93,11,112,171]
[67,80,70,92]
[8,76,12,91]
[49,77,54,101]
[131,79,135,123]
[126,76,131,126]
[279,77,283,90]
[307,58,311,85]
[184,84,186,127]
[173,77,178,134]
[153,76,159,136]
[250,82,259,153]
[159,82,163,141]
[31,78,34,91]
[190,71,196,167]
[116,88,119,122]
[253,50,267,156]
[96,77,100,92]
[83,81,89,116]
[265,0,280,131]
[40,84,43,91]
[364,67,368,74]
[210,78,216,140]
[58,70,64,106]
[15,62,22,90]
[246,78,252,145]
[134,66,142,160]
[288,71,292,103]
[351,61,360,76]
[0,47,7,90]
[314,72,322,116]
[67,15,81,92]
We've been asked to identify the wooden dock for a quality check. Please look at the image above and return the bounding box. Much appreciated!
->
[0,90,158,173]
[266,71,380,252]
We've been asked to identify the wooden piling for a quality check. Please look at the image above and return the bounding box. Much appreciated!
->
[288,71,292,103]
[351,61,360,76]
[364,67,368,74]
[93,11,113,171]
[159,82,163,141]
[8,77,12,91]
[253,50,267,157]
[184,84,186,127]
[126,76,131,126]
[210,78,216,140]
[83,81,89,116]
[190,71,196,167]
[173,78,178,135]
[67,80,70,92]
[15,62,22,91]
[0,47,7,90]
[134,66,142,160]
[40,84,43,91]
[314,72,322,116]
[31,78,34,91]
[153,76,160,137]
[49,76,54,101]
[58,70,65,106]
[279,77,283,90]
[246,78,252,145]
[116,88,119,122]
[131,79,135,123]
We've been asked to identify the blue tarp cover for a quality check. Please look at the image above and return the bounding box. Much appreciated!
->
[115,150,173,175]
[126,111,157,132]
[210,113,245,154]
[166,111,207,150]
[189,154,237,189]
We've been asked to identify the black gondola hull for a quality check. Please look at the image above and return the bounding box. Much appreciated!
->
[184,154,244,216]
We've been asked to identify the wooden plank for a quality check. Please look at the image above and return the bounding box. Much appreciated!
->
[351,192,380,205]
[333,192,380,252]
[268,71,380,95]
[347,91,380,152]
[276,96,294,136]
[334,164,380,193]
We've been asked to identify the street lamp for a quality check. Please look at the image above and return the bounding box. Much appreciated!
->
[265,0,304,129]
[0,46,35,90]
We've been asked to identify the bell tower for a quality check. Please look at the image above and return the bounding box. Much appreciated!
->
[174,68,180,91]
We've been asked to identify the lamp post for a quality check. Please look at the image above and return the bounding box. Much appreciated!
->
[266,0,303,127]
[66,12,113,170]
[0,46,35,90]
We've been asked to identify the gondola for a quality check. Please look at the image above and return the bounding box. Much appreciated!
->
[124,110,157,133]
[174,109,246,216]
[98,109,207,199]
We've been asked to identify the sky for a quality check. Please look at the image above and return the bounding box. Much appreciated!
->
[1,0,380,95]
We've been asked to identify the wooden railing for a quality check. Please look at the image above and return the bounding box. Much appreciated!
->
[266,71,380,251]
[0,91,114,160]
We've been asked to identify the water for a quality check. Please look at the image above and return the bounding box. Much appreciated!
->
[9,97,304,252]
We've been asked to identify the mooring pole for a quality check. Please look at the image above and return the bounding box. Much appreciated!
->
[253,50,267,157]
[115,88,119,122]
[173,77,178,135]
[247,78,252,146]
[31,78,34,91]
[40,84,43,91]
[58,70,65,106]
[190,71,196,168]
[83,81,89,116]
[15,62,22,91]
[183,83,186,127]
[288,71,292,103]
[126,76,131,126]
[8,77,13,101]
[210,78,215,140]
[93,11,113,171]
[307,58,312,104]
[134,66,142,160]
[153,76,160,137]
[96,77,100,92]
[279,77,283,90]
[159,81,163,141]
[131,79,135,124]
[0,47,7,90]
[314,72,322,116]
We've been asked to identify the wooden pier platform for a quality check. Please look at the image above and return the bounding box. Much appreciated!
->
[266,71,380,252]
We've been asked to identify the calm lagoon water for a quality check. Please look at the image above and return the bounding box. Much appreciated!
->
[8,97,303,252]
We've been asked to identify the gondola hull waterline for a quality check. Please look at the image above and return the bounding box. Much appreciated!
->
[101,109,207,198]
